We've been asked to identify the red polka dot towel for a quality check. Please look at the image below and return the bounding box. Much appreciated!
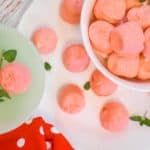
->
[0,117,73,150]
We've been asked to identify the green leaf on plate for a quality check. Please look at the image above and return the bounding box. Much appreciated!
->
[44,62,52,71]
[0,99,5,102]
[0,89,11,99]
[83,81,91,91]
[3,49,17,62]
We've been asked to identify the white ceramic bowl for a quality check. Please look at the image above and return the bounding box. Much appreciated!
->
[81,0,150,92]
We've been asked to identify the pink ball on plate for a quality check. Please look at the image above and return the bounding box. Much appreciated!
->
[0,63,32,94]
[63,44,90,72]
[100,101,129,132]
[32,27,57,54]
[57,84,85,114]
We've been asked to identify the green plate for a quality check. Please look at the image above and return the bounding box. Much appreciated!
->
[0,24,44,134]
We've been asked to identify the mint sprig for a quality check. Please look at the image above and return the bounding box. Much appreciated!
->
[130,112,150,127]
[0,89,11,102]
[0,89,11,99]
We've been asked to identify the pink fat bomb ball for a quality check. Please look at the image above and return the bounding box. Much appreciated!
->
[59,3,81,24]
[127,5,150,29]
[32,27,57,54]
[90,70,117,96]
[57,84,85,114]
[100,101,129,133]
[89,20,114,54]
[143,28,150,59]
[0,63,32,94]
[63,44,90,72]
[94,0,126,24]
[63,0,84,15]
[110,21,144,56]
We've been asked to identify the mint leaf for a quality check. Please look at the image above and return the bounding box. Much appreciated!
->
[130,112,150,127]
[142,118,150,127]
[44,62,52,71]
[0,58,3,68]
[140,120,145,126]
[130,116,142,122]
[3,50,17,62]
[83,81,91,91]
[0,99,5,102]
[0,89,11,99]
[139,0,146,2]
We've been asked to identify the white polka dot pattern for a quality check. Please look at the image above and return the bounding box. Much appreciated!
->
[16,138,25,148]
[46,141,52,150]
[51,127,60,134]
[39,126,45,135]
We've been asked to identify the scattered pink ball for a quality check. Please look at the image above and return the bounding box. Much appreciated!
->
[90,70,117,96]
[32,27,57,54]
[100,101,129,132]
[63,44,90,72]
[57,84,85,114]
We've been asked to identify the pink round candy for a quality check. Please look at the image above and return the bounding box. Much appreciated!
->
[127,5,150,29]
[32,27,57,54]
[100,101,129,132]
[94,0,126,24]
[126,0,142,10]
[63,0,83,15]
[138,56,150,80]
[143,28,150,59]
[59,2,81,24]
[107,53,139,78]
[145,28,150,41]
[57,84,85,114]
[110,21,144,56]
[90,70,117,96]
[143,41,150,60]
[0,63,32,94]
[89,21,114,54]
[63,44,90,72]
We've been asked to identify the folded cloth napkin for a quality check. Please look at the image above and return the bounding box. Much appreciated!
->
[0,117,73,150]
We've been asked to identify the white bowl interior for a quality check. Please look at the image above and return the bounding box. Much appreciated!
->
[81,0,150,92]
